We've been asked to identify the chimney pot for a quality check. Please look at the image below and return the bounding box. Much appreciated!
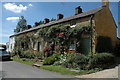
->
[102,0,109,7]
[57,14,64,20]
[75,6,82,15]
[44,18,49,24]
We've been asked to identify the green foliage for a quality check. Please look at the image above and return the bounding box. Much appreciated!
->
[68,25,91,37]
[23,50,35,59]
[41,65,79,75]
[12,57,39,66]
[43,53,60,65]
[12,57,102,75]
[34,22,40,27]
[14,24,92,58]
[14,16,27,33]
[43,56,56,65]
[54,52,114,70]
[88,53,115,69]
[14,33,34,54]
[39,20,44,25]
[61,52,89,69]
[46,24,61,40]
[10,49,18,57]
[14,27,20,33]
[38,28,48,38]
[50,18,56,21]
[35,52,43,59]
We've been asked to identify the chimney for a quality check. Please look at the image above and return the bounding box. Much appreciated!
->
[75,6,82,15]
[102,0,109,7]
[44,18,49,24]
[57,14,64,20]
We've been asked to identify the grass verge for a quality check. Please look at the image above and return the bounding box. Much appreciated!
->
[11,57,35,65]
[12,57,102,75]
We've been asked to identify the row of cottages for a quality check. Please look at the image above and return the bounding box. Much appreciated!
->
[8,1,118,55]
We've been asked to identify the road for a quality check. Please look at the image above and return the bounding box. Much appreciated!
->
[1,61,73,78]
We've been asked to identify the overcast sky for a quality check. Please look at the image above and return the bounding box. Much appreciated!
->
[1,2,119,44]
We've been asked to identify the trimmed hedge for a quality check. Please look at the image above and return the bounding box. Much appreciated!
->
[55,52,115,70]
[88,53,115,69]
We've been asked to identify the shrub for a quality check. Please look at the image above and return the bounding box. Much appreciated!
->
[35,52,43,59]
[43,56,56,65]
[88,53,115,69]
[10,48,24,58]
[24,50,35,59]
[61,52,76,68]
[10,49,17,57]
[74,55,89,70]
[59,52,114,70]
[43,53,60,65]
[52,53,61,60]
[61,52,89,69]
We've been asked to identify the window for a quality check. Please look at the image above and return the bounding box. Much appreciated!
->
[11,44,12,49]
[38,42,42,52]
[69,41,75,50]
[33,43,37,50]
[21,43,24,49]
[70,19,76,28]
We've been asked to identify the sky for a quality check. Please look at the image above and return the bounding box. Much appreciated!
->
[1,2,119,44]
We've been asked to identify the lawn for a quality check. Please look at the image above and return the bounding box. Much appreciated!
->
[12,57,102,75]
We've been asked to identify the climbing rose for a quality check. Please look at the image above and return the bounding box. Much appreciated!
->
[59,33,64,35]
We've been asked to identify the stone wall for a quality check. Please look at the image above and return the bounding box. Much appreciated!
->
[94,6,118,52]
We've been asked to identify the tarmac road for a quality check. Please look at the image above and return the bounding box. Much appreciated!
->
[1,61,73,78]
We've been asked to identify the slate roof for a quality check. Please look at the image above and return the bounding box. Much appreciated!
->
[10,7,103,37]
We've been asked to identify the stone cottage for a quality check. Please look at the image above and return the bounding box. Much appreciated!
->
[8,1,118,55]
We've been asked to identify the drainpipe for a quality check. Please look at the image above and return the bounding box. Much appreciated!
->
[90,15,94,55]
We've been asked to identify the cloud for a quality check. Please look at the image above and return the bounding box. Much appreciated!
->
[6,17,19,22]
[3,3,28,13]
[28,4,33,7]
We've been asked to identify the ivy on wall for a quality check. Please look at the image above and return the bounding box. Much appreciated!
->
[14,24,92,57]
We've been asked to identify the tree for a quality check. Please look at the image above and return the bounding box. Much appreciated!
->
[39,20,44,25]
[27,25,32,29]
[51,18,56,21]
[34,22,40,27]
[14,16,27,33]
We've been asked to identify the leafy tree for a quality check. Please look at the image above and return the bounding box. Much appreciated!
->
[51,18,56,21]
[27,25,32,29]
[34,22,40,27]
[14,16,27,33]
[39,20,44,25]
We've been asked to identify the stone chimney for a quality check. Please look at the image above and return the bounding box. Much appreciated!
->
[57,14,64,20]
[44,18,49,24]
[75,6,82,15]
[102,0,109,7]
